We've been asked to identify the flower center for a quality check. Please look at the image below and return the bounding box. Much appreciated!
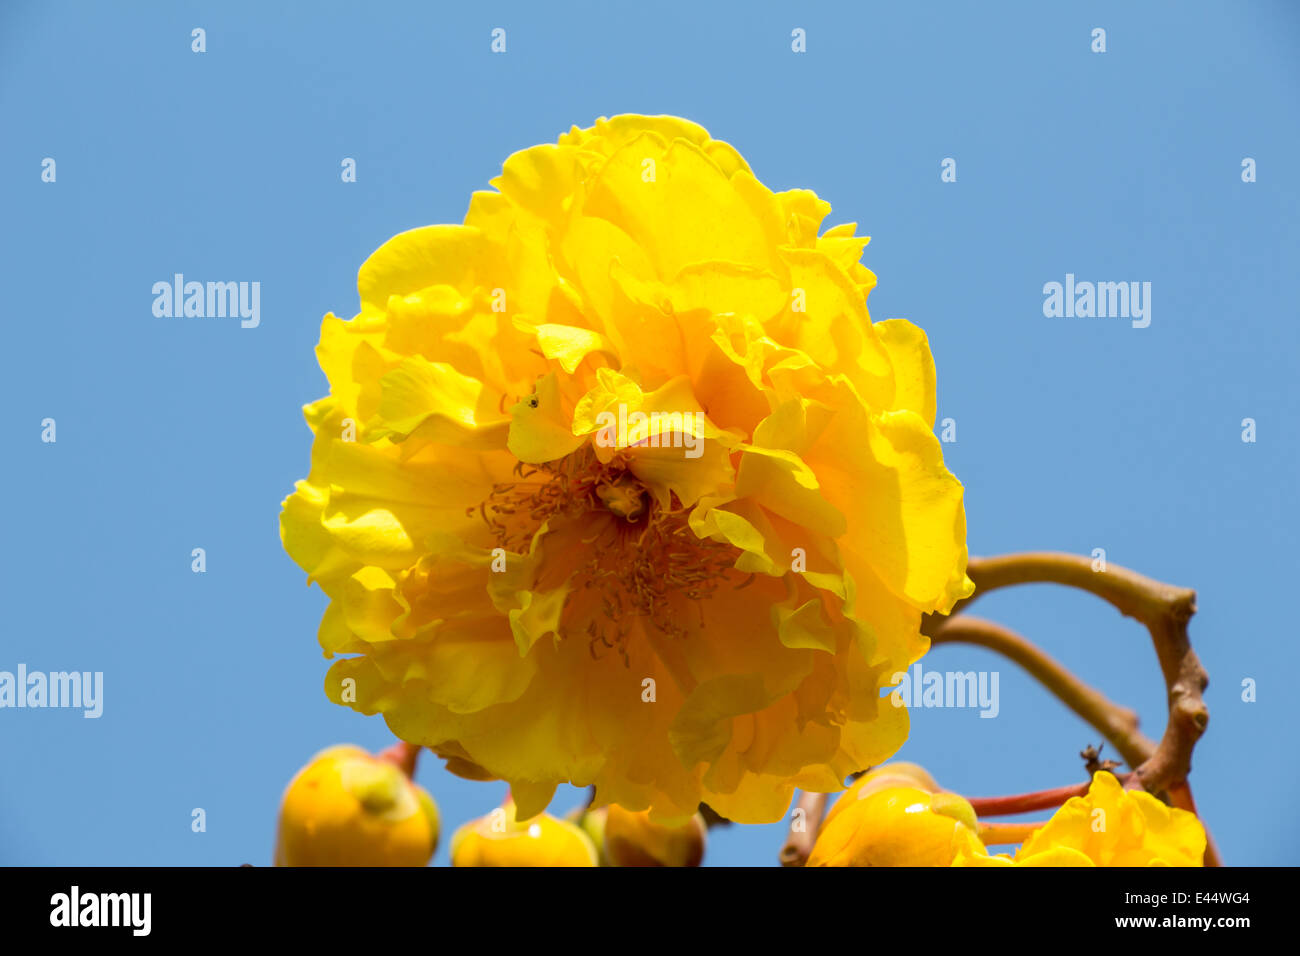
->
[473,447,741,662]
[595,473,647,521]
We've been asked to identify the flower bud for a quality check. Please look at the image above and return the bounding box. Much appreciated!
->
[823,761,942,828]
[807,785,983,867]
[452,796,598,867]
[275,745,439,867]
[603,805,706,867]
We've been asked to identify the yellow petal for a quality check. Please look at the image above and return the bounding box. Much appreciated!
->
[813,399,974,614]
[357,225,487,314]
[583,134,783,278]
[372,355,510,448]
[876,318,937,427]
[507,370,586,463]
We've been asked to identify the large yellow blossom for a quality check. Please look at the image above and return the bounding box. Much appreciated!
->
[954,772,1207,867]
[280,115,973,824]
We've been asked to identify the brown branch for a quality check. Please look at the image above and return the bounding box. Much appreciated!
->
[939,552,1208,796]
[943,552,1197,628]
[779,790,828,867]
[927,616,1156,771]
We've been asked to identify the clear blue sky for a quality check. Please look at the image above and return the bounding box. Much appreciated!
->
[2,0,1297,866]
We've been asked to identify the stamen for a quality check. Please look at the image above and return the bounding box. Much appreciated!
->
[473,445,742,660]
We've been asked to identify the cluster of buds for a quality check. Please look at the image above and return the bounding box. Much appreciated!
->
[275,744,707,867]
[274,747,1206,867]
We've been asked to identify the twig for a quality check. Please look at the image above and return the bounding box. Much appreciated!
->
[967,775,1134,816]
[947,552,1209,796]
[779,791,828,867]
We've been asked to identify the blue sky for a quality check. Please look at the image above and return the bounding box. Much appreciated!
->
[2,0,1297,866]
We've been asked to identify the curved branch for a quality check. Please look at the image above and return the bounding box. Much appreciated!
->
[932,552,1208,796]
[927,615,1156,771]
[949,552,1197,627]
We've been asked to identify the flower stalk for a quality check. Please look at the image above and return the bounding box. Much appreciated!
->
[377,741,421,780]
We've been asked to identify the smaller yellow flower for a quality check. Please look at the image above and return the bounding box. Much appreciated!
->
[451,795,598,867]
[953,772,1206,867]
[808,784,983,867]
[603,805,707,867]
[275,745,439,867]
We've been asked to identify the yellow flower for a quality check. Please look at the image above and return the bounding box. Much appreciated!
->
[280,114,973,824]
[451,796,597,867]
[603,805,707,867]
[808,784,983,867]
[953,772,1206,867]
[275,745,439,866]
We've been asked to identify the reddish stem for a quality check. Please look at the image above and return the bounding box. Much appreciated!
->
[377,741,421,779]
[967,775,1135,817]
